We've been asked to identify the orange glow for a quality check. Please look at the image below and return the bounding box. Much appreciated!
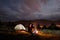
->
[15,30,30,35]
[36,30,59,38]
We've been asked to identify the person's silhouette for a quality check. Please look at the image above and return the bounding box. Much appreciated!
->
[37,24,41,30]
[28,23,34,33]
[42,25,46,29]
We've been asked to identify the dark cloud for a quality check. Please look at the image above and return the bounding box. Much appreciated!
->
[0,0,60,22]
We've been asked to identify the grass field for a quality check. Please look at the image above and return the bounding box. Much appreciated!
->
[0,29,60,40]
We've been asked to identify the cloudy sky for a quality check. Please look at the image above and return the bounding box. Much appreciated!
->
[0,0,60,22]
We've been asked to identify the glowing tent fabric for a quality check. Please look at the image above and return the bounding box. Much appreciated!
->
[14,24,26,30]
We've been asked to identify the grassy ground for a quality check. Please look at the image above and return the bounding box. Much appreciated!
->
[0,33,60,40]
[0,30,60,40]
[41,29,60,35]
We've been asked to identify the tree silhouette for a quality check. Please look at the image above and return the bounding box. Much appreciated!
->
[48,23,60,30]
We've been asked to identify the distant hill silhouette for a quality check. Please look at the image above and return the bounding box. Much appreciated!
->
[0,19,60,30]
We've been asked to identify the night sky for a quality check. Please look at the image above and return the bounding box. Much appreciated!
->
[0,0,60,22]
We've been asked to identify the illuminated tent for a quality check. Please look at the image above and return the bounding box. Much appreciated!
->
[14,24,26,30]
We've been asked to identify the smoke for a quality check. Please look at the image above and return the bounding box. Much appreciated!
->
[0,0,60,22]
